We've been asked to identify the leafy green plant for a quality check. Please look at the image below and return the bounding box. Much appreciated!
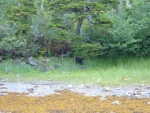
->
[0,36,27,58]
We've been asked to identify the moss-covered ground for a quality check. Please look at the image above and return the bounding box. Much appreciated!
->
[0,90,150,113]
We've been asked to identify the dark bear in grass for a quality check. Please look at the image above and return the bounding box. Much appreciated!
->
[75,57,83,65]
[0,49,3,62]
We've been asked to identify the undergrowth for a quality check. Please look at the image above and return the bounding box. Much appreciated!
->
[0,57,150,86]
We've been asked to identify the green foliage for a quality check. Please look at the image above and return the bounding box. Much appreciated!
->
[0,0,149,58]
[107,0,150,56]
[83,0,150,57]
[0,36,27,57]
[5,0,36,35]
[73,42,101,57]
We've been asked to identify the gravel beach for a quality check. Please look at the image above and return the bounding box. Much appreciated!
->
[0,80,150,98]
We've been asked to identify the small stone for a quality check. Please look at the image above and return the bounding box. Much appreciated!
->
[100,97,107,101]
[147,102,150,105]
[79,84,85,89]
[111,92,116,97]
[67,85,73,88]
[85,84,90,88]
[27,88,34,92]
[0,94,4,96]
[140,84,146,87]
[126,91,135,96]
[28,60,38,66]
[103,87,111,92]
[134,83,139,86]
[135,95,141,98]
[112,101,121,105]
[125,93,131,96]
[28,56,33,61]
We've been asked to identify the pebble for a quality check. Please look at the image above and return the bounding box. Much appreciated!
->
[140,84,146,87]
[147,102,150,105]
[112,101,121,105]
[103,87,111,92]
[111,92,116,97]
[79,84,85,89]
[0,94,4,96]
[67,85,73,88]
[27,88,34,92]
[100,97,107,101]
[135,95,141,98]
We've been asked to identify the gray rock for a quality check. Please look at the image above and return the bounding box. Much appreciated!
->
[28,56,33,61]
[27,88,34,92]
[27,56,38,66]
[112,101,121,105]
[28,60,38,66]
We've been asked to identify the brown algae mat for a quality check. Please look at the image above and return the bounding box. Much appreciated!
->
[0,90,150,113]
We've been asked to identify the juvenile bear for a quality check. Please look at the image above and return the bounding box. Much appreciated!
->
[75,57,83,65]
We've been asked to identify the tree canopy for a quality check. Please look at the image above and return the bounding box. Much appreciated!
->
[0,0,149,58]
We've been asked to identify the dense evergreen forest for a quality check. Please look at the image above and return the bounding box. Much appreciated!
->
[0,0,149,59]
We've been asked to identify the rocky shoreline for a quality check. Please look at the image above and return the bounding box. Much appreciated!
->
[0,80,150,99]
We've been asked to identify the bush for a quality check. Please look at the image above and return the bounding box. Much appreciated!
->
[0,36,27,58]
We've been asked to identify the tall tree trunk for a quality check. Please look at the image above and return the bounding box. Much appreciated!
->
[118,0,123,15]
[75,18,83,36]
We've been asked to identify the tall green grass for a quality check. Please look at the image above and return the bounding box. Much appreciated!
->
[0,57,150,86]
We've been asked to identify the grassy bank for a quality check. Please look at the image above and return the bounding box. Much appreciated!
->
[0,57,150,86]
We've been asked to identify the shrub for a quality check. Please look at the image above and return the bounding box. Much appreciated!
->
[0,36,27,58]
